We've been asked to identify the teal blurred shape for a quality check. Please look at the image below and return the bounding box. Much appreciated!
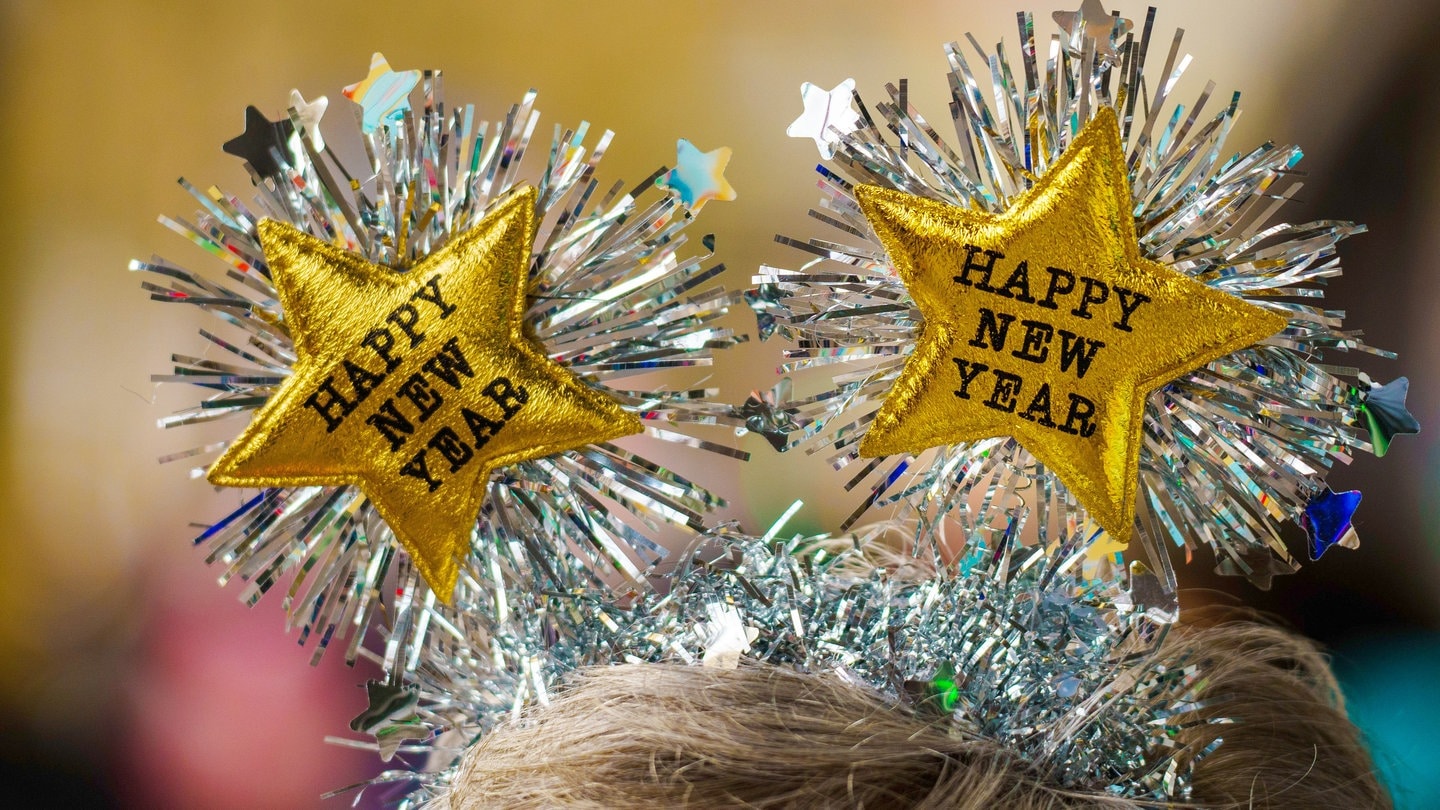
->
[1333,633,1440,809]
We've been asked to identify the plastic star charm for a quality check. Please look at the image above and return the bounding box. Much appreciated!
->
[657,139,736,212]
[1053,0,1132,63]
[854,107,1286,542]
[222,105,295,178]
[343,52,421,133]
[287,89,328,151]
[208,187,641,599]
[786,78,861,159]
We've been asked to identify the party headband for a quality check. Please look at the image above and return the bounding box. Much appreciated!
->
[140,6,1417,805]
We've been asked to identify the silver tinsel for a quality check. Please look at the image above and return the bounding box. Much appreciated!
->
[749,7,1412,592]
[334,511,1212,805]
[139,60,750,676]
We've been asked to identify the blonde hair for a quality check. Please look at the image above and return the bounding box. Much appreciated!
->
[448,616,1388,809]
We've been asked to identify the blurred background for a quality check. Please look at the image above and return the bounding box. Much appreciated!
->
[2,0,1437,806]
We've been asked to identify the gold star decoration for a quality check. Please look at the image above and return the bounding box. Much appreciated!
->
[854,107,1286,543]
[209,187,641,599]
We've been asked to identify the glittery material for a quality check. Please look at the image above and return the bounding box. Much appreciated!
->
[350,522,1211,805]
[208,189,641,599]
[342,52,421,133]
[1303,488,1362,560]
[753,7,1412,584]
[854,109,1285,541]
[1359,376,1420,457]
[656,139,736,211]
[142,76,750,672]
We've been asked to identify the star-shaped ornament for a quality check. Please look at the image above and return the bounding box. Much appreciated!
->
[208,187,641,599]
[343,52,421,133]
[854,107,1286,543]
[350,680,426,761]
[1214,546,1298,590]
[786,78,862,159]
[222,105,296,179]
[1358,375,1420,457]
[1053,0,1132,64]
[657,139,736,212]
[1302,488,1362,560]
[288,88,328,151]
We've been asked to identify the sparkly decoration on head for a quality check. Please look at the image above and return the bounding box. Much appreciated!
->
[753,6,1416,590]
[852,109,1285,540]
[343,515,1209,805]
[208,190,642,598]
[141,62,749,674]
[656,138,737,211]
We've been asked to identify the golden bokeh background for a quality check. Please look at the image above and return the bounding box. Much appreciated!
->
[2,1,1438,805]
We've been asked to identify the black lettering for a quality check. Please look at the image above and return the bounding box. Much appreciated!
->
[303,377,355,432]
[954,244,1002,292]
[396,372,444,421]
[993,260,1037,303]
[342,359,386,403]
[984,370,1023,413]
[411,274,458,319]
[421,337,475,389]
[386,303,425,346]
[461,407,506,449]
[968,308,1016,352]
[482,377,529,419]
[1056,330,1106,379]
[399,450,442,491]
[1011,320,1054,364]
[1017,382,1056,428]
[952,358,990,399]
[1059,393,1097,438]
[427,426,473,473]
[360,327,402,372]
[365,398,414,451]
[1038,266,1076,309]
[1070,276,1110,319]
[1112,287,1152,332]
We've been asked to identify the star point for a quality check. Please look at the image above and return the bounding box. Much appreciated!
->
[854,107,1286,542]
[209,186,641,599]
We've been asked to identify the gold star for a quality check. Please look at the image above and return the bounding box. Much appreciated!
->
[855,107,1285,543]
[209,187,641,599]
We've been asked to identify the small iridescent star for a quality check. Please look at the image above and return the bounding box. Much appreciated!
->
[657,139,736,213]
[343,52,421,133]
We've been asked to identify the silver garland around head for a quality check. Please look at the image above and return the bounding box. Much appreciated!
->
[330,509,1212,805]
[138,56,751,676]
[748,6,1417,591]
